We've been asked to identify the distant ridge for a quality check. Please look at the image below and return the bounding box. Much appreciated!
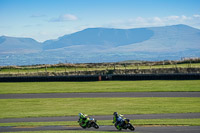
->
[43,27,154,50]
[0,24,200,66]
[0,36,41,54]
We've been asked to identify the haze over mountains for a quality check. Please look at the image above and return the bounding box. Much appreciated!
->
[0,24,200,66]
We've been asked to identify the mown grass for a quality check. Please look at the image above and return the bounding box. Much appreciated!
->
[0,97,199,119]
[1,119,200,127]
[0,80,200,94]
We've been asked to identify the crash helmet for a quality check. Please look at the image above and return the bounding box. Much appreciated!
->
[113,112,118,116]
[78,113,83,117]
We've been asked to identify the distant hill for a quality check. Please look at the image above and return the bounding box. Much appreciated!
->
[0,24,200,66]
[43,28,154,50]
[0,36,41,54]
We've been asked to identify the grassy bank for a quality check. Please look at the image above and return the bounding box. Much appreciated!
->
[0,80,200,94]
[0,97,199,119]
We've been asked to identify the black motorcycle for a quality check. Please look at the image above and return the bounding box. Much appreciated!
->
[114,118,135,131]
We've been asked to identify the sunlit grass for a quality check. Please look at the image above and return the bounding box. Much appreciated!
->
[0,97,199,119]
[0,80,199,94]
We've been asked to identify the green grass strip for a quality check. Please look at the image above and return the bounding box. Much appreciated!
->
[0,119,200,127]
[0,80,200,94]
[0,97,199,119]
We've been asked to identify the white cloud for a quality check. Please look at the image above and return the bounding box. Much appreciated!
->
[165,16,180,20]
[181,15,192,20]
[105,14,200,29]
[153,17,162,22]
[135,17,145,22]
[61,14,78,21]
[50,14,78,22]
[193,14,200,18]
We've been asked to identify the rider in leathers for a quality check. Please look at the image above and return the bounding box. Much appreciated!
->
[78,113,89,128]
[113,112,126,130]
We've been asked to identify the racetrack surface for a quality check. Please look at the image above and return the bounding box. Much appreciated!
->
[1,91,200,132]
[1,92,200,99]
[0,125,200,133]
[1,113,200,123]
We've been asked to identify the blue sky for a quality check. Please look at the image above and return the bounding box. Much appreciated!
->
[0,0,200,42]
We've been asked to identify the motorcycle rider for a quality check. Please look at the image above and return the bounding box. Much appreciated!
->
[113,112,125,130]
[78,113,89,128]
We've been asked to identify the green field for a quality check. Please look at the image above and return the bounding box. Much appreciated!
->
[0,80,200,94]
[1,80,200,131]
[0,97,199,119]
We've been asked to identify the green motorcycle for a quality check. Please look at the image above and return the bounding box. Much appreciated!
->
[114,118,135,131]
[78,116,99,129]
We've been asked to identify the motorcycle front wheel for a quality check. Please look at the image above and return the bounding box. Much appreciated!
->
[92,122,99,129]
[127,123,135,131]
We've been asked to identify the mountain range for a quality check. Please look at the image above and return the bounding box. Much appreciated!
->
[0,24,200,66]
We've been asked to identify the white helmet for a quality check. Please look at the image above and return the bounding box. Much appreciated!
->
[78,113,83,117]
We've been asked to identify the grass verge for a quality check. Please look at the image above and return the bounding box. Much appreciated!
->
[0,80,200,94]
[0,97,199,118]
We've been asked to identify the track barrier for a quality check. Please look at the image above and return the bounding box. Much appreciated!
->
[0,73,199,82]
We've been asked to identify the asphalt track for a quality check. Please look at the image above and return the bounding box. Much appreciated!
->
[1,113,200,132]
[0,92,200,99]
[1,113,200,123]
[0,125,200,133]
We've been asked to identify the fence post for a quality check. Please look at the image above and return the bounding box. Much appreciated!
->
[9,66,11,74]
[162,61,164,68]
[98,75,102,81]
[45,65,47,73]
[137,64,139,69]
[75,67,77,74]
[37,67,39,74]
[175,62,177,68]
